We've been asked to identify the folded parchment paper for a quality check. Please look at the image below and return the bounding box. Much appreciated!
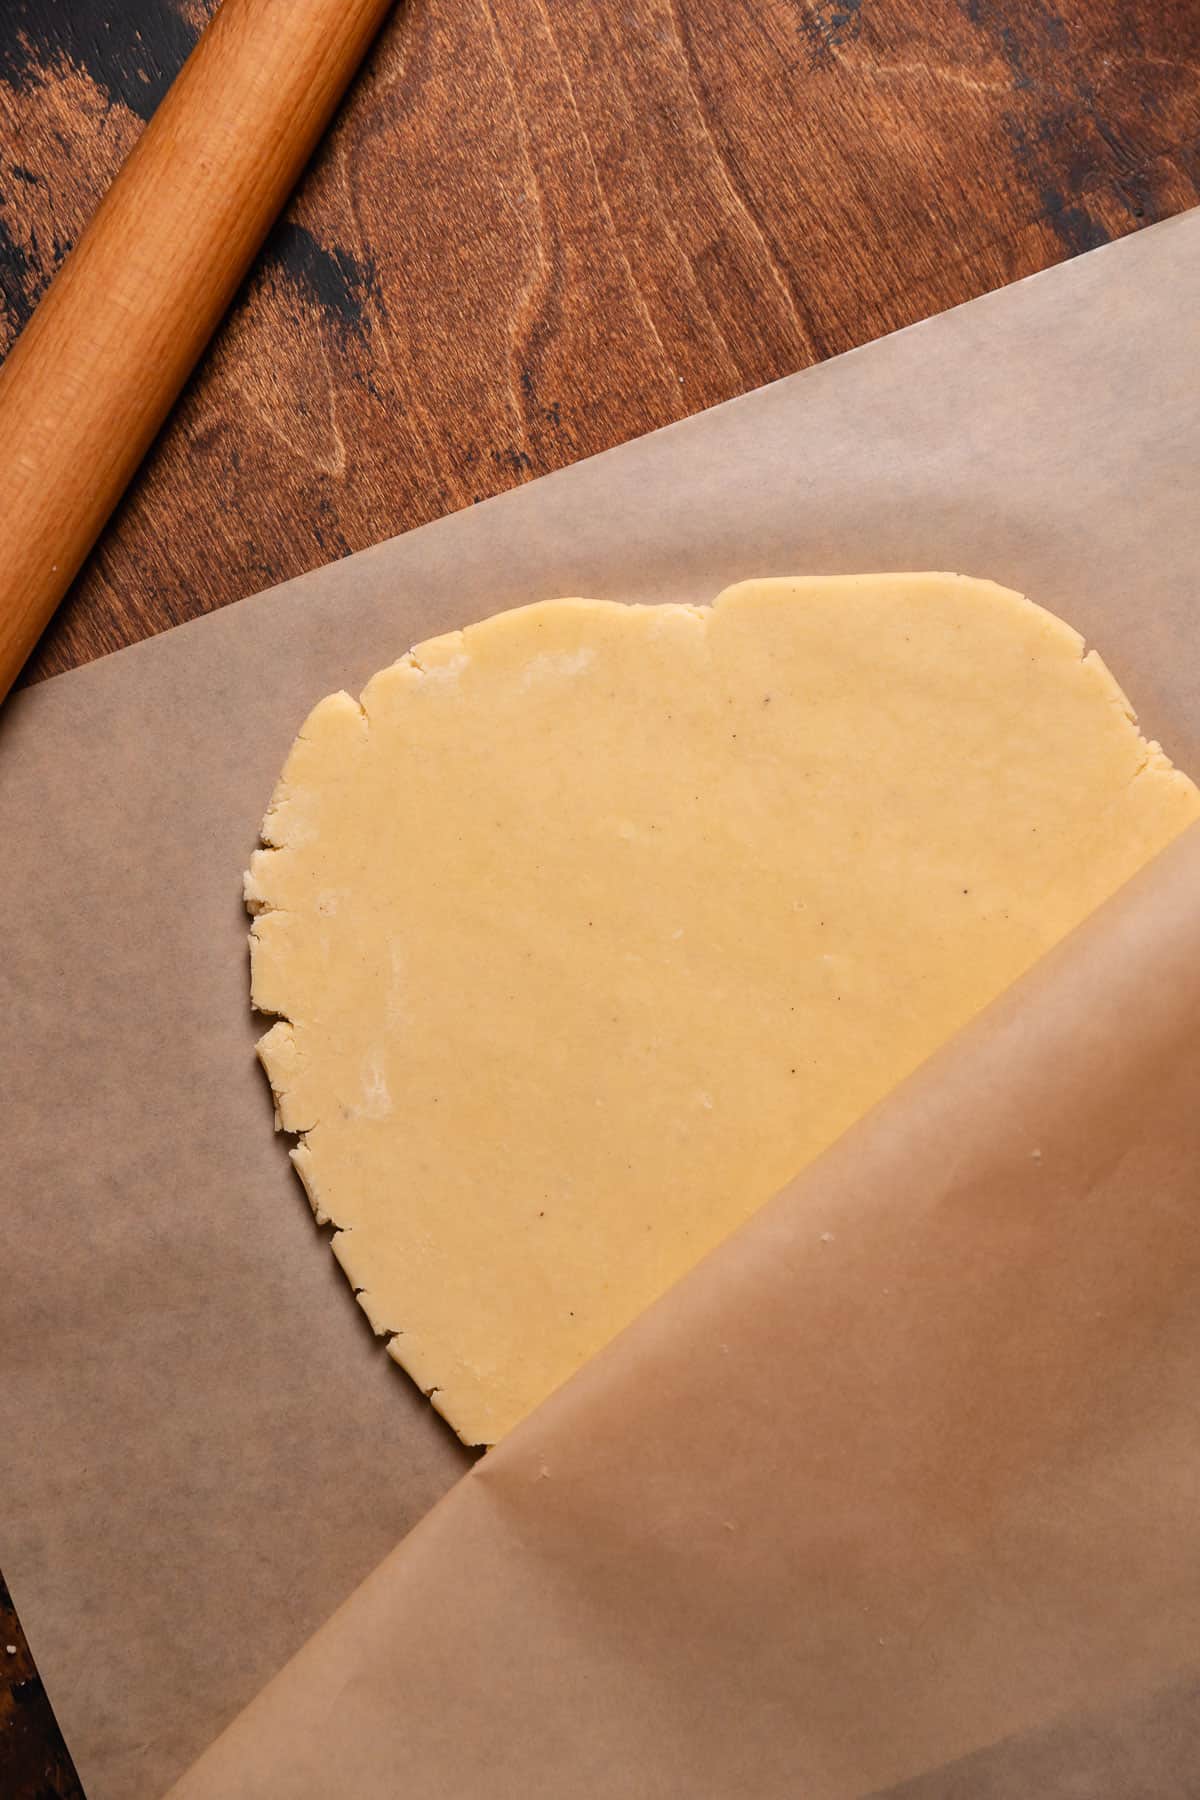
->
[2,207,1198,1798]
[169,818,1200,1800]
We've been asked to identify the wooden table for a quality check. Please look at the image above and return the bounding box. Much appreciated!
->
[1,0,1197,1789]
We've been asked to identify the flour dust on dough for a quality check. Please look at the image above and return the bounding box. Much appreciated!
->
[245,575,1200,1444]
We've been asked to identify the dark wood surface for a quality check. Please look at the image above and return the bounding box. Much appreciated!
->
[3,0,1199,692]
[1,0,1198,1791]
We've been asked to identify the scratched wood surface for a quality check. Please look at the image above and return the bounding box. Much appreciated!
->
[2,0,1199,692]
[2,0,1199,1792]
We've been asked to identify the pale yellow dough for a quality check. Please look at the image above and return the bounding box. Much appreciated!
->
[246,575,1199,1444]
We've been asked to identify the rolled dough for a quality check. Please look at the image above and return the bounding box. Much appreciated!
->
[245,575,1199,1444]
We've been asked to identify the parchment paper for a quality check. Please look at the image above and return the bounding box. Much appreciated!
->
[2,206,1198,1798]
[168,817,1200,1800]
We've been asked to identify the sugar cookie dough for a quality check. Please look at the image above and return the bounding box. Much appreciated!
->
[245,575,1199,1443]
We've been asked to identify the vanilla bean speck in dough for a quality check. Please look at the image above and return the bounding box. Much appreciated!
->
[245,575,1199,1443]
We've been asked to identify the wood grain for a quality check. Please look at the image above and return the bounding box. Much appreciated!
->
[1,0,1197,688]
[0,0,394,700]
[1,2,1198,1794]
[0,1572,80,1799]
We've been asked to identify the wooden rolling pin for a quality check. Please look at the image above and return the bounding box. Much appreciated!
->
[0,0,395,704]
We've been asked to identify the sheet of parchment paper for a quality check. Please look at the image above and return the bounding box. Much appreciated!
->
[167,820,1200,1800]
[2,205,1198,1798]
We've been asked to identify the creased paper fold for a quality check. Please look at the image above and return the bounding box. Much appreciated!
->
[171,821,1200,1798]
